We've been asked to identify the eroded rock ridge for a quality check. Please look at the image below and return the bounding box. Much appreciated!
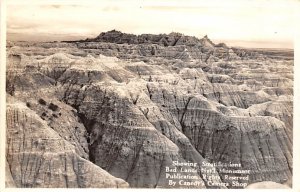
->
[6,31,293,188]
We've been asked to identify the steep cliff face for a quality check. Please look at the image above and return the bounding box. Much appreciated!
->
[6,31,293,188]
[6,96,129,188]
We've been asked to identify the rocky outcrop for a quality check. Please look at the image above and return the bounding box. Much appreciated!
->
[82,30,202,47]
[6,96,128,188]
[6,31,293,188]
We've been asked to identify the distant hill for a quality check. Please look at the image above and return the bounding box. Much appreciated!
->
[65,29,219,48]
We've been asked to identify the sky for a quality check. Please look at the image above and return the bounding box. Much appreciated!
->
[6,0,299,48]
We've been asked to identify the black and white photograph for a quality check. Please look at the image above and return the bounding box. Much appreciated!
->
[1,0,299,190]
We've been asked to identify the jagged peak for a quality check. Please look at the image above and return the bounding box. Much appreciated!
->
[200,35,215,47]
[78,30,227,48]
[97,29,124,37]
[101,29,122,34]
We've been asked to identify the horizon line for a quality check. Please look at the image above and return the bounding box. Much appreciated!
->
[6,31,294,50]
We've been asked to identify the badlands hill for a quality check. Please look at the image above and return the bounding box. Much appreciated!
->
[6,30,293,188]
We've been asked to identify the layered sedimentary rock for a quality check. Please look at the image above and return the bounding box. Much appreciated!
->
[6,95,128,188]
[6,31,293,188]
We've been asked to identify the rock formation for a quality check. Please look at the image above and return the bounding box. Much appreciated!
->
[6,31,293,188]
